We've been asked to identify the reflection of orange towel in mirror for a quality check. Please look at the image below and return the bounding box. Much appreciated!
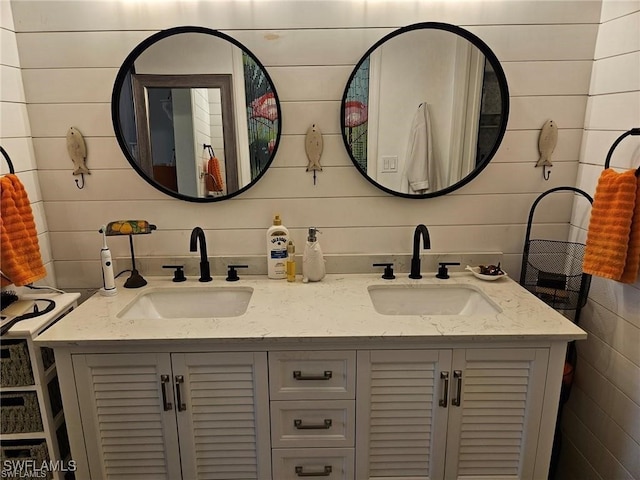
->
[205,156,224,192]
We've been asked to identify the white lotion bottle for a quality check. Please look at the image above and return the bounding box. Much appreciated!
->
[302,227,326,283]
[266,214,289,279]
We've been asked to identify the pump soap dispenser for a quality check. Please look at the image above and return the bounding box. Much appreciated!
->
[302,227,326,283]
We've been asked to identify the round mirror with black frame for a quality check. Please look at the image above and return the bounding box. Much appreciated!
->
[112,26,281,202]
[341,22,509,199]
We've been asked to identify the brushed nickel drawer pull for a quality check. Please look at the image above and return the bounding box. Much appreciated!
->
[175,375,186,411]
[160,375,172,411]
[439,371,449,407]
[295,465,332,477]
[452,370,463,407]
[293,370,332,381]
[294,418,332,430]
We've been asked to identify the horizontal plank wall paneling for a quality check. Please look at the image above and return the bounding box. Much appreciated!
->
[37,162,580,202]
[562,2,640,480]
[1,1,55,288]
[11,0,598,290]
[42,194,574,232]
[10,1,602,32]
[49,224,569,262]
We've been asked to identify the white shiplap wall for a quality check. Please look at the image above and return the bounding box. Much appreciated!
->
[0,0,55,290]
[8,0,603,289]
[559,2,640,479]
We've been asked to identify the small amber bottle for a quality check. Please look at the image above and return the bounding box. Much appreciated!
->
[286,240,296,282]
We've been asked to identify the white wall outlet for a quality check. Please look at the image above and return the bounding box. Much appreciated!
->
[381,155,398,173]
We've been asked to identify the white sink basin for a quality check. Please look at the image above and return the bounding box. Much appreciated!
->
[118,287,253,319]
[368,284,501,316]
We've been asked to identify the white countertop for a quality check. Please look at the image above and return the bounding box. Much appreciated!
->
[35,273,586,347]
[3,292,81,338]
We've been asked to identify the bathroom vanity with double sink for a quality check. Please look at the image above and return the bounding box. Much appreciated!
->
[36,272,585,480]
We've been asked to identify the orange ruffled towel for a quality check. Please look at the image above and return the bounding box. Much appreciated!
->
[205,156,224,193]
[583,169,640,283]
[0,174,46,287]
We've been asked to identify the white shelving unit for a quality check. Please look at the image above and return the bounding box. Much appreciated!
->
[1,293,80,480]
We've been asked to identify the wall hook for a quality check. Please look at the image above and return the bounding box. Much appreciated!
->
[305,124,323,185]
[542,165,551,181]
[75,173,85,189]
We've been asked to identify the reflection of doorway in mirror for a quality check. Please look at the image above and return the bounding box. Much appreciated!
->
[191,87,228,198]
[448,37,484,188]
[147,88,178,192]
[133,74,239,198]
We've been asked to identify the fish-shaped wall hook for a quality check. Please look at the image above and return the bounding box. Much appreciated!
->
[536,120,556,181]
[67,127,89,175]
[305,124,323,185]
[536,120,557,167]
[305,124,323,172]
[67,127,90,189]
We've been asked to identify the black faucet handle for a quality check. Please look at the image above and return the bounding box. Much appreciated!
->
[373,263,395,280]
[162,265,186,282]
[226,264,248,282]
[436,262,461,279]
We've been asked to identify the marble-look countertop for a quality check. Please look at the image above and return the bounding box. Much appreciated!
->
[35,273,586,347]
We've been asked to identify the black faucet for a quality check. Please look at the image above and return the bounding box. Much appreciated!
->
[190,227,212,282]
[409,224,431,279]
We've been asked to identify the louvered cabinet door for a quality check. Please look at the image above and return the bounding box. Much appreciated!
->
[72,353,182,480]
[356,349,452,480]
[444,348,549,480]
[171,352,271,480]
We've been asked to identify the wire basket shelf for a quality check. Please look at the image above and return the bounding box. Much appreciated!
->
[521,239,591,311]
[519,187,593,318]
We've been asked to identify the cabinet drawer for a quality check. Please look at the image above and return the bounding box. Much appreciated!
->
[269,351,355,400]
[272,448,354,480]
[271,400,354,448]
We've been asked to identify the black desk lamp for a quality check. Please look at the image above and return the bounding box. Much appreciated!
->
[105,220,156,288]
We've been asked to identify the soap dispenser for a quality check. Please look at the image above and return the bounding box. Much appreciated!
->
[302,227,326,283]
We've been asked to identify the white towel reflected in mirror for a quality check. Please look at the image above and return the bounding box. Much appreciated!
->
[402,103,445,194]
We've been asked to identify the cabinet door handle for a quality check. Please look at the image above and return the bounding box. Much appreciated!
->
[295,465,332,477]
[294,419,332,430]
[160,375,172,411]
[439,371,449,407]
[452,370,463,407]
[293,370,332,381]
[175,375,186,411]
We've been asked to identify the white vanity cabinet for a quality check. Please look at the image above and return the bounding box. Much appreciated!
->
[57,345,557,480]
[356,348,549,480]
[69,351,271,480]
[36,275,583,480]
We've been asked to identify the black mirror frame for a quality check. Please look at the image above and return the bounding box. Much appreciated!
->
[340,22,509,199]
[111,25,282,203]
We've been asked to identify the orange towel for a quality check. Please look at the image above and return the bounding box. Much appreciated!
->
[621,173,640,283]
[583,169,640,283]
[205,156,224,193]
[0,174,46,287]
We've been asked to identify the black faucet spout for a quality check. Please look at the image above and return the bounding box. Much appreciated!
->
[190,227,212,282]
[409,224,431,279]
